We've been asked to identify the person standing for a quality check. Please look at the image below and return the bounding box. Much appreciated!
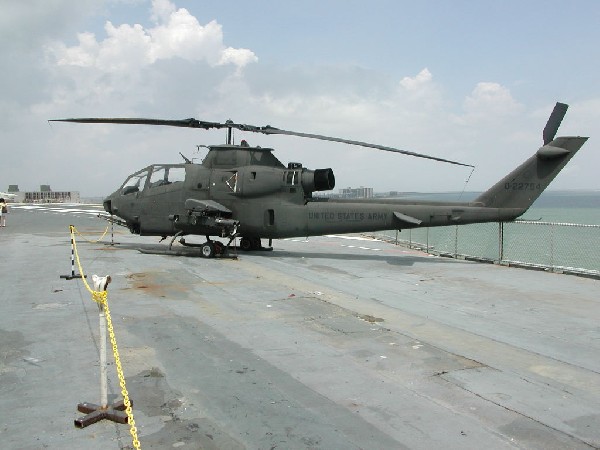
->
[0,198,7,227]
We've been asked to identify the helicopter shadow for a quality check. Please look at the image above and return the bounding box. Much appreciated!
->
[100,242,470,267]
[259,249,466,267]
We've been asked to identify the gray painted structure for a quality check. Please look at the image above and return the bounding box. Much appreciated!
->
[1,204,599,449]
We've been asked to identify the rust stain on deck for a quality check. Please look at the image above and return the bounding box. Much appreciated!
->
[123,271,190,298]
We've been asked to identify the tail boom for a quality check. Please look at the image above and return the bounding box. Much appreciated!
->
[265,135,588,238]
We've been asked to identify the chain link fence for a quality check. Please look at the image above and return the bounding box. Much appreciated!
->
[373,221,600,278]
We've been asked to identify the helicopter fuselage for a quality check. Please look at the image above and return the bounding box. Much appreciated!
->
[103,142,566,245]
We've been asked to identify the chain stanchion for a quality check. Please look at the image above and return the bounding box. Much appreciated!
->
[60,225,87,280]
[68,226,141,450]
[74,275,132,428]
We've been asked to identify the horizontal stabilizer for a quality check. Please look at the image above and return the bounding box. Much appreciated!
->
[394,211,422,226]
[536,145,570,159]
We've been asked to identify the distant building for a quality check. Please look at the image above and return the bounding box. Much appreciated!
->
[339,186,374,199]
[5,185,81,203]
[314,186,375,199]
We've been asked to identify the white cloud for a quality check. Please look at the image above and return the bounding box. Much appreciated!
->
[54,32,101,67]
[463,82,521,118]
[219,47,260,70]
[400,68,432,91]
[48,0,257,73]
[396,68,443,115]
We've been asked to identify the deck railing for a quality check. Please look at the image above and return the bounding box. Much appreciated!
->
[373,221,600,278]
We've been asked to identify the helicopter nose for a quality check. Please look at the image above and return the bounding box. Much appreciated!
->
[103,197,115,214]
[103,199,112,214]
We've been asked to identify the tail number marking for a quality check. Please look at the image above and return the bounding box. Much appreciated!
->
[504,182,541,191]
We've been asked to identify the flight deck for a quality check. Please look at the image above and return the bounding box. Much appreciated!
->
[1,204,599,449]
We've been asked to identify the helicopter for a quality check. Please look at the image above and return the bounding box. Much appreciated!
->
[51,102,587,258]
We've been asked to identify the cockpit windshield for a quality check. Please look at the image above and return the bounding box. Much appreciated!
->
[121,169,149,195]
[120,165,186,195]
[148,165,185,188]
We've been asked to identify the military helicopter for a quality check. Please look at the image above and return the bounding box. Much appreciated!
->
[51,102,587,258]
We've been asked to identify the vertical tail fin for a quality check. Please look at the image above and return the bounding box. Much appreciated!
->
[475,102,587,210]
[475,136,588,209]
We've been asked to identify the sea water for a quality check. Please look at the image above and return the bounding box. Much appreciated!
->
[376,191,600,273]
[526,191,600,224]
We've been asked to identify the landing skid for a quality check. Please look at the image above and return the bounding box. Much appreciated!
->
[138,243,237,259]
[238,237,273,252]
[139,236,273,258]
[137,247,237,259]
[137,235,237,259]
[179,237,234,258]
[181,236,273,254]
[137,247,236,258]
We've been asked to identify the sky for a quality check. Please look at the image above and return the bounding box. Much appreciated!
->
[2,0,600,197]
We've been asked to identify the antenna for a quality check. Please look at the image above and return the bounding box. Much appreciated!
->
[226,119,234,144]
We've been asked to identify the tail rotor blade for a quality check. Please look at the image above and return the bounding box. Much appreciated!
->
[543,102,568,145]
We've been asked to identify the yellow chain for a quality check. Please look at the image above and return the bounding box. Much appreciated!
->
[70,225,141,450]
[100,295,141,450]
[73,225,110,244]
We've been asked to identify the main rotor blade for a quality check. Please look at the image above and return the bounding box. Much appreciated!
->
[50,117,474,168]
[49,117,228,130]
[543,102,569,145]
[239,124,474,168]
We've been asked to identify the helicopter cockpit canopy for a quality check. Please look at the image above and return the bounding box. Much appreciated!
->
[120,165,186,195]
[121,169,148,195]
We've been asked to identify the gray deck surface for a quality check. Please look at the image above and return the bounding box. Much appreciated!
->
[1,205,599,449]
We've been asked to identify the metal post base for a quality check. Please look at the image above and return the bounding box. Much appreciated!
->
[60,274,87,280]
[74,399,130,428]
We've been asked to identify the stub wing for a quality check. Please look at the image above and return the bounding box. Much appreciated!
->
[184,199,232,214]
[393,212,423,226]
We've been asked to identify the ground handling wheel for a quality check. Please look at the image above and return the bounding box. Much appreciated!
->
[201,241,215,258]
[240,237,252,251]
